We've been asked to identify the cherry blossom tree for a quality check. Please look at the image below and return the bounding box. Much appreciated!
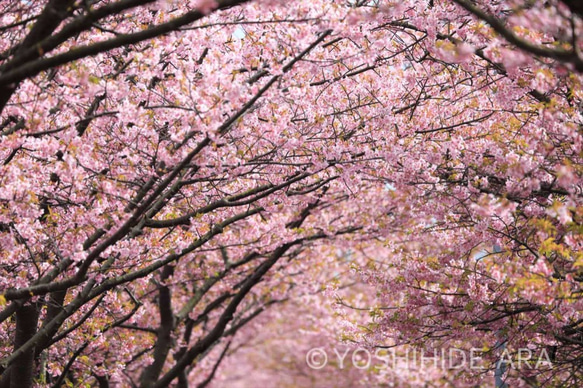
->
[0,0,581,387]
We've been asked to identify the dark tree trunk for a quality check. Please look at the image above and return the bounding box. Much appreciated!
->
[9,305,39,388]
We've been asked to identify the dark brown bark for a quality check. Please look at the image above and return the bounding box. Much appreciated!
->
[151,242,295,388]
[139,265,175,387]
[0,0,76,114]
[39,291,67,337]
[562,0,583,18]
[9,305,39,388]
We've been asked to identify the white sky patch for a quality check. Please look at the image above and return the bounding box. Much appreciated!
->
[232,26,246,40]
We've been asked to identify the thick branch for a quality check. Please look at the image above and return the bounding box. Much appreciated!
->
[8,305,39,388]
[0,0,253,88]
[452,0,583,71]
[139,265,175,385]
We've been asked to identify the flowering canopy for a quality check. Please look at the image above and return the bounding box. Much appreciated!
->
[0,0,581,387]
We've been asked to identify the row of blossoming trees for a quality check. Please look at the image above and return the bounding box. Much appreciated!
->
[0,0,581,387]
